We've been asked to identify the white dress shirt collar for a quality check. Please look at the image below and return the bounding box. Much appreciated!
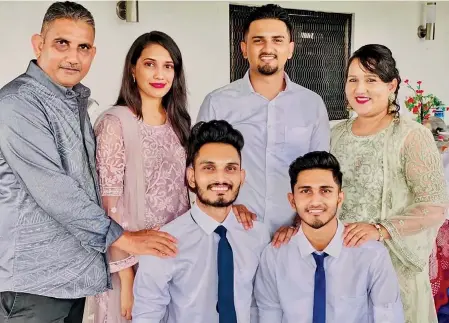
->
[296,218,344,259]
[190,202,238,235]
[241,70,294,94]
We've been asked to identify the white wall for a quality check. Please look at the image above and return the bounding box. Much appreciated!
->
[1,1,448,121]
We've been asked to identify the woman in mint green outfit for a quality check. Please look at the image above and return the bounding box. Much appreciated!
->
[331,44,448,323]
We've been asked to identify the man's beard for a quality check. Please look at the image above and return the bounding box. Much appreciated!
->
[299,208,338,230]
[196,183,240,208]
[257,64,279,76]
[257,52,279,75]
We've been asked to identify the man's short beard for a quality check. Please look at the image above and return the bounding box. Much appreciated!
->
[257,64,279,76]
[195,185,241,208]
[300,210,337,230]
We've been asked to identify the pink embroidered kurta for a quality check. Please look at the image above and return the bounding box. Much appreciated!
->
[90,111,189,323]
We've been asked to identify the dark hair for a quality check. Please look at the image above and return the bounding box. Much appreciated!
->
[347,44,401,116]
[116,31,191,147]
[42,1,95,33]
[289,151,343,191]
[187,120,244,167]
[243,4,293,41]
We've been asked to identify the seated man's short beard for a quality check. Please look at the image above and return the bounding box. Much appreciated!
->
[195,186,241,208]
[198,196,234,208]
[300,211,337,230]
[309,219,326,229]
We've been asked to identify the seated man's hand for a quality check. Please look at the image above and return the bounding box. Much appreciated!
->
[232,204,257,230]
[271,225,299,248]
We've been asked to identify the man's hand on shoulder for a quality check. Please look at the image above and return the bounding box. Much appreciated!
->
[233,204,257,230]
[112,228,178,258]
[271,224,299,248]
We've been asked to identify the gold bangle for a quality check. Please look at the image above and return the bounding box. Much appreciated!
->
[373,223,384,242]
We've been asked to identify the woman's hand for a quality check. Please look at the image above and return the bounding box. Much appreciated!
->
[343,222,380,247]
[119,267,135,320]
[120,283,134,320]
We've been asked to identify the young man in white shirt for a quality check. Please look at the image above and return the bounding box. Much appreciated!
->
[132,120,270,323]
[197,4,330,236]
[254,151,404,323]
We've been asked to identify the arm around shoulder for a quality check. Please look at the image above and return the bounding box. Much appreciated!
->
[0,95,123,252]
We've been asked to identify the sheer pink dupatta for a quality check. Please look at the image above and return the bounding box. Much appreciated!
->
[82,106,153,323]
[94,106,146,272]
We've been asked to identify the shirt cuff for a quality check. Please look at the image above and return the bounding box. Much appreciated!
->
[105,219,125,250]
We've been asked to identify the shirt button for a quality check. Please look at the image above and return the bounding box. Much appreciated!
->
[66,90,77,98]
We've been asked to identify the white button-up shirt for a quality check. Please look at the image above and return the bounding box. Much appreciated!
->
[197,71,330,235]
[132,203,271,323]
[254,220,405,323]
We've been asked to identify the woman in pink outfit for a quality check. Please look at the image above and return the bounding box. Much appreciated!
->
[85,31,191,323]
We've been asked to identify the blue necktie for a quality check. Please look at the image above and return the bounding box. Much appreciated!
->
[214,225,237,323]
[312,252,328,323]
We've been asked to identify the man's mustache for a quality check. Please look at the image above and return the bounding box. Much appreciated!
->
[306,204,327,212]
[59,64,81,71]
[259,52,277,59]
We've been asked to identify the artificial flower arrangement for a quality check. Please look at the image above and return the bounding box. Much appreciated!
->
[403,79,448,124]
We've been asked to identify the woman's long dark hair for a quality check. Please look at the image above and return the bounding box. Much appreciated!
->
[115,31,191,147]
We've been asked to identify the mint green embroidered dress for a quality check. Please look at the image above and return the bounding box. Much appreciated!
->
[331,117,448,323]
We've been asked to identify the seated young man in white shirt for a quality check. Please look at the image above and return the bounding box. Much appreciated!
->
[254,151,404,323]
[132,120,270,323]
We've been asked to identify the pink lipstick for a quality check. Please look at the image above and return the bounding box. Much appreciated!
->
[355,96,370,104]
[150,83,166,89]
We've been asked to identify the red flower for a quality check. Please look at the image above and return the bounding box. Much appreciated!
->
[412,107,419,114]
[407,97,415,103]
[417,81,422,85]
[416,90,424,94]
[404,79,409,84]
